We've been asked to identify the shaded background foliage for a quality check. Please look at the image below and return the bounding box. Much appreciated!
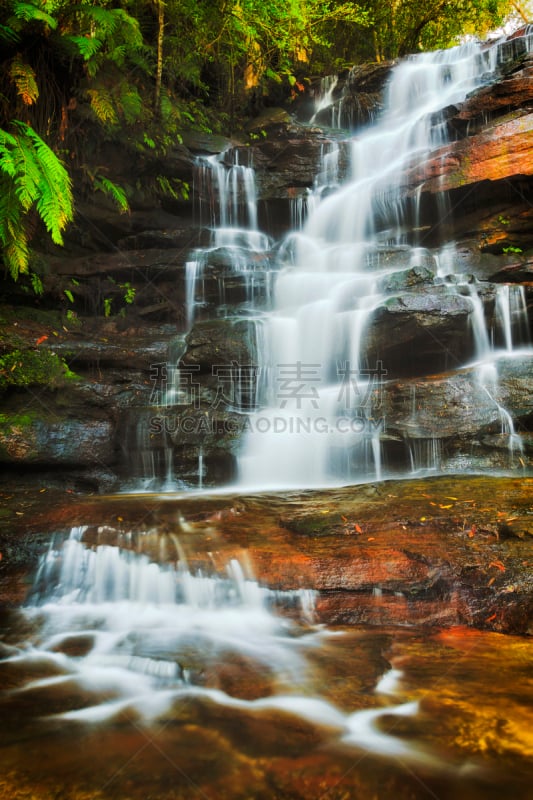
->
[0,0,521,280]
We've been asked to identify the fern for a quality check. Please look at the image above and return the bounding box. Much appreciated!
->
[87,87,118,125]
[9,54,39,105]
[11,1,57,30]
[0,122,73,279]
[119,83,142,124]
[0,24,19,44]
[64,34,103,61]
[94,175,129,213]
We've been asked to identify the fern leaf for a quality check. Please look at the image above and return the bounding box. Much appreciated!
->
[77,5,119,36]
[64,34,103,61]
[20,125,73,241]
[12,1,57,30]
[0,24,20,44]
[4,122,73,250]
[87,87,118,125]
[94,176,129,213]
[9,55,39,105]
[119,84,142,124]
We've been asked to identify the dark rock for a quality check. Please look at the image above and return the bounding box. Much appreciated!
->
[0,414,116,467]
[364,291,475,375]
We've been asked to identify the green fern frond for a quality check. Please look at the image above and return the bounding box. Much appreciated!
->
[94,176,129,213]
[0,24,20,44]
[0,122,73,279]
[9,55,39,105]
[64,34,103,61]
[11,1,57,30]
[87,87,118,125]
[0,129,19,178]
[119,84,142,124]
[73,4,119,35]
[18,123,73,241]
[4,235,30,279]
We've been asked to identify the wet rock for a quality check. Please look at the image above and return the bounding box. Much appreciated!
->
[181,318,258,372]
[364,291,475,375]
[405,112,533,194]
[0,414,116,467]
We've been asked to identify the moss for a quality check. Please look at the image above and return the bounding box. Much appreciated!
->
[0,411,38,461]
[0,349,79,392]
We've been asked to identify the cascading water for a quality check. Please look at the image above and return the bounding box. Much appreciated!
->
[235,34,533,488]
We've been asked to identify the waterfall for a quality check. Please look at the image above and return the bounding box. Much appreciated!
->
[235,34,533,489]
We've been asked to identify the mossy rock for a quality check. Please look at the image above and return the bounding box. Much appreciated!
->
[0,349,78,392]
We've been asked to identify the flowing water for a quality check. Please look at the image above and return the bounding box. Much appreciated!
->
[2,33,533,800]
[236,33,533,489]
[1,521,532,799]
[131,31,533,491]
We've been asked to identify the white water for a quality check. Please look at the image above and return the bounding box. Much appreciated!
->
[7,524,445,763]
[236,34,533,488]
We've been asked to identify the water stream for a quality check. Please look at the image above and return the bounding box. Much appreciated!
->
[1,522,532,799]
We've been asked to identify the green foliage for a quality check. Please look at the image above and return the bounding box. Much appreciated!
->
[94,175,129,212]
[9,54,38,105]
[365,0,515,60]
[121,282,135,305]
[502,245,523,254]
[0,348,77,391]
[10,1,57,31]
[0,121,73,279]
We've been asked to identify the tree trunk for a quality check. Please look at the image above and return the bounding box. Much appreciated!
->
[154,0,164,114]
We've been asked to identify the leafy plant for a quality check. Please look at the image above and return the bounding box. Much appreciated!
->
[0,121,73,279]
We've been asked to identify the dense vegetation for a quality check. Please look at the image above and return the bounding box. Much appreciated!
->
[0,0,521,282]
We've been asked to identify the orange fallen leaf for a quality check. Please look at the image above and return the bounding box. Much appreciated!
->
[367,537,375,541]
[485,613,497,622]
[341,515,348,522]
[489,561,505,572]
[354,523,363,534]
[487,577,496,587]
[35,335,48,346]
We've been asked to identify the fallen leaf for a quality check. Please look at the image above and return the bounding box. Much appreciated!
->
[420,516,426,521]
[446,496,458,500]
[487,577,496,587]
[341,515,348,522]
[485,613,497,622]
[367,537,375,541]
[354,523,363,533]
[35,335,48,346]
[489,560,505,572]
[439,504,453,509]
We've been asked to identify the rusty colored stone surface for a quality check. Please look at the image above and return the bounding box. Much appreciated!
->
[1,475,532,633]
[405,113,533,194]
